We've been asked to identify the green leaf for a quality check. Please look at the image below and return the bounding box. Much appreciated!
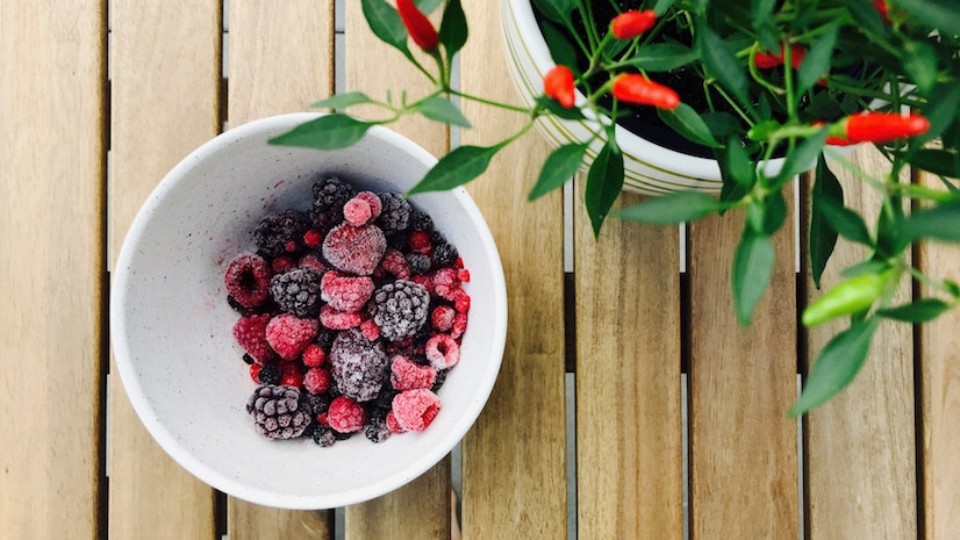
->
[657,103,722,148]
[841,260,890,279]
[361,0,411,56]
[901,202,960,243]
[438,0,468,57]
[763,190,788,234]
[697,23,750,106]
[536,95,586,120]
[309,92,373,110]
[732,231,775,325]
[846,1,888,38]
[617,191,725,224]
[775,127,828,184]
[903,149,960,179]
[585,139,625,236]
[652,0,677,15]
[756,22,780,55]
[414,0,443,14]
[878,299,952,323]
[903,41,938,94]
[895,0,960,35]
[810,157,843,288]
[726,140,755,189]
[530,0,575,24]
[797,23,838,95]
[790,318,879,416]
[417,95,471,127]
[702,112,744,138]
[818,197,872,246]
[750,0,777,31]
[268,115,373,150]
[622,44,699,72]
[915,82,960,147]
[407,144,500,194]
[529,143,588,201]
[540,20,579,74]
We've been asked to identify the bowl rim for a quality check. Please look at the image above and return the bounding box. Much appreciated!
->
[110,112,508,509]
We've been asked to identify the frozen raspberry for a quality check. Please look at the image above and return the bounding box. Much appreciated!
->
[433,242,459,268]
[312,176,356,216]
[303,229,323,248]
[320,305,363,330]
[302,344,326,367]
[257,363,281,385]
[298,254,327,275]
[392,389,441,432]
[312,426,337,447]
[425,333,460,369]
[406,253,431,275]
[458,269,471,282]
[386,411,406,434]
[304,368,331,394]
[431,305,456,332]
[379,248,411,280]
[408,230,432,254]
[344,197,373,227]
[270,268,322,318]
[254,210,311,257]
[390,355,437,391]
[377,193,411,233]
[455,257,464,269]
[356,191,382,220]
[233,314,276,363]
[271,256,295,274]
[364,417,393,443]
[327,396,366,433]
[368,280,430,342]
[451,312,468,339]
[265,314,319,361]
[246,385,311,440]
[329,328,389,402]
[321,223,387,276]
[320,271,375,313]
[452,288,471,313]
[433,268,461,301]
[281,369,304,388]
[360,319,381,341]
[411,274,435,295]
[409,208,433,231]
[249,363,262,383]
[224,254,271,308]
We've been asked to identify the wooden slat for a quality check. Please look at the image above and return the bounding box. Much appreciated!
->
[226,2,335,537]
[343,4,452,538]
[459,3,567,539]
[689,201,799,538]
[574,192,683,539]
[919,169,960,539]
[108,1,220,538]
[0,1,105,537]
[804,147,917,539]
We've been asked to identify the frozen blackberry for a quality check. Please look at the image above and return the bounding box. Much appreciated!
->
[329,328,389,402]
[433,242,458,268]
[270,268,322,318]
[334,430,354,441]
[368,280,430,342]
[258,363,281,385]
[305,393,332,416]
[374,387,399,412]
[315,329,336,350]
[409,208,433,231]
[429,231,446,245]
[377,193,411,233]
[254,210,311,257]
[312,176,356,214]
[431,369,448,393]
[406,253,431,275]
[387,231,410,251]
[246,385,312,440]
[312,426,337,447]
[364,417,393,443]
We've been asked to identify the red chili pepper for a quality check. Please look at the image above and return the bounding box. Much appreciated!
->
[843,112,930,143]
[813,120,857,146]
[397,0,439,51]
[544,65,576,109]
[610,10,656,40]
[873,0,891,24]
[754,44,807,69]
[611,74,680,110]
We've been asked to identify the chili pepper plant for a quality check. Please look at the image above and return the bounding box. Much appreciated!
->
[270,0,960,414]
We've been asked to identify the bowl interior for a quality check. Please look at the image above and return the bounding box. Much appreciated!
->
[112,114,506,509]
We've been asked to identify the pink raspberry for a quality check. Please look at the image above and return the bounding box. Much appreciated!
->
[457,269,471,282]
[298,254,327,275]
[392,389,441,432]
[233,314,276,363]
[379,248,411,279]
[321,223,386,276]
[328,396,366,433]
[302,344,326,367]
[453,288,471,313]
[411,274,435,295]
[224,254,271,308]
[390,355,437,391]
[431,305,456,332]
[433,268,460,301]
[425,333,460,369]
[320,305,363,330]
[343,197,373,227]
[265,314,319,361]
[451,312,468,339]
[356,191,383,220]
[386,411,405,434]
[408,230,432,254]
[271,256,295,273]
[360,319,381,341]
[303,368,331,394]
[320,271,375,312]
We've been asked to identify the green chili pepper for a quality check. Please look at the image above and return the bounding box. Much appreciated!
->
[802,271,891,327]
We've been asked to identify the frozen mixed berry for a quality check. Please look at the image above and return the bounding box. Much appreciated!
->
[265,314,318,361]
[224,254,272,308]
[302,344,326,368]
[327,396,366,433]
[406,253,431,275]
[451,312,468,339]
[431,305,456,332]
[452,288,471,314]
[387,230,410,251]
[368,280,430,342]
[322,223,387,276]
[433,242,458,268]
[364,417,393,443]
[298,254,327,275]
[256,363,281,385]
[343,197,373,227]
[356,191,383,220]
[315,329,336,350]
[320,271,375,313]
[271,255,295,274]
[305,393,332,416]
[304,367,331,394]
[254,210,311,257]
[409,209,434,231]
[431,369,447,393]
[320,305,363,330]
[392,389,441,432]
[312,176,356,216]
[303,229,323,248]
[390,355,437,391]
[312,426,337,447]
[426,333,460,369]
[408,230,431,254]
[270,268,322,318]
[379,248,411,279]
[386,411,405,434]
[246,385,311,440]
[329,328,389,402]
[376,193,411,233]
[233,314,276,363]
[281,369,304,388]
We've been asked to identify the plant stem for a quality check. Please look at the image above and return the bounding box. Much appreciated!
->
[446,88,531,113]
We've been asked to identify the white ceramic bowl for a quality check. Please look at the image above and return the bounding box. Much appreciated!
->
[111,113,507,509]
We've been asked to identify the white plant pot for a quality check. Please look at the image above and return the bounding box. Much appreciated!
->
[501,0,792,195]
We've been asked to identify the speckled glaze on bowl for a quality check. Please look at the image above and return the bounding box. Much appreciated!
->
[110,113,507,509]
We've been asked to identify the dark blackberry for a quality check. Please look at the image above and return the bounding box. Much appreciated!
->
[328,377,342,398]
[242,353,255,365]
[312,426,337,447]
[374,387,399,412]
[364,418,393,443]
[311,176,356,215]
[270,268,322,317]
[406,253,431,275]
[377,193,411,233]
[334,430,354,441]
[309,208,340,233]
[409,208,434,231]
[315,329,336,350]
[431,369,448,393]
[433,242,458,268]
[429,230,446,245]
[258,363,281,385]
[305,393,332,416]
[254,210,311,257]
[368,280,430,342]
[245,385,312,440]
[387,231,410,251]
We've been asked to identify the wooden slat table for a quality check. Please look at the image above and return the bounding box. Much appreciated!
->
[2,1,958,538]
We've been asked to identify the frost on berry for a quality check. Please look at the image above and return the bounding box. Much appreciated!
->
[329,328,389,402]
[321,223,387,276]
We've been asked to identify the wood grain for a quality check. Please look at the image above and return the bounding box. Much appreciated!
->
[803,147,917,539]
[574,192,683,539]
[343,2,452,537]
[689,198,799,538]
[108,1,220,539]
[226,2,334,538]
[918,169,960,540]
[458,3,567,539]
[0,1,105,537]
